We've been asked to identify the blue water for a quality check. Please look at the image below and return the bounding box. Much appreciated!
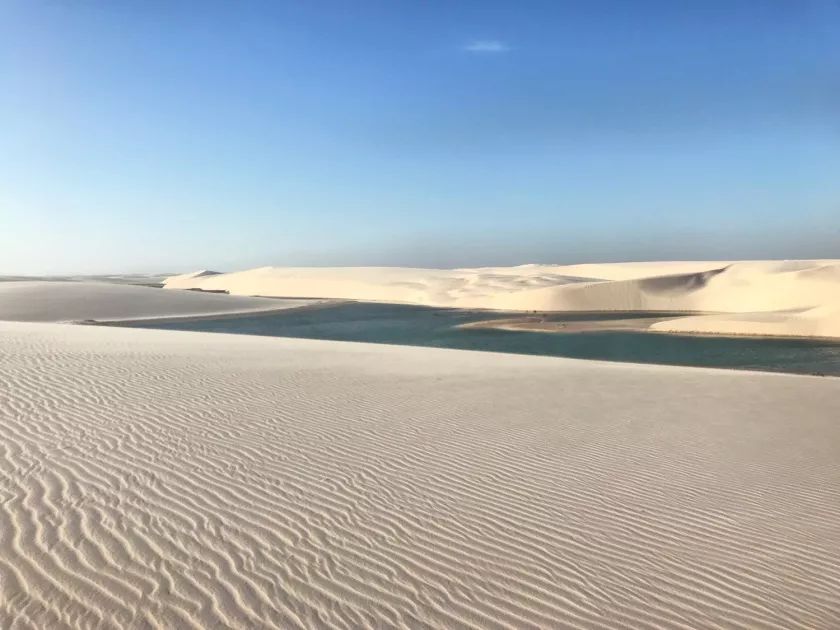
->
[121,302,840,376]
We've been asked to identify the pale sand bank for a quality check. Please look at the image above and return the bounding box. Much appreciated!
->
[458,314,679,333]
[1,321,839,628]
[164,260,840,339]
[0,281,316,323]
[650,306,840,339]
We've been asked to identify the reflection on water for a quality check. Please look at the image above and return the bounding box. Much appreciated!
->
[121,302,840,376]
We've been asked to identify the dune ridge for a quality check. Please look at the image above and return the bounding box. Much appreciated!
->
[164,260,840,338]
[1,321,840,628]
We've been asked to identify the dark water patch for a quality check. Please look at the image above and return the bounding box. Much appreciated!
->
[118,302,840,376]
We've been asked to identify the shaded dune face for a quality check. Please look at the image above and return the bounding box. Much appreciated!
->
[638,266,729,295]
[1,322,840,629]
[798,265,840,281]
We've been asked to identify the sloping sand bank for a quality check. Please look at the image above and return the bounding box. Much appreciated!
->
[0,281,315,323]
[650,306,840,339]
[1,321,838,628]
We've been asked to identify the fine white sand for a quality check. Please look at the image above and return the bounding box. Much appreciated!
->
[165,260,840,338]
[0,281,316,323]
[650,306,840,339]
[1,320,839,628]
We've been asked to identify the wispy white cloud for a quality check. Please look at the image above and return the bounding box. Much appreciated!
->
[463,40,510,53]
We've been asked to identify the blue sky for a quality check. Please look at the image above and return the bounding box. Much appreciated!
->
[1,1,838,274]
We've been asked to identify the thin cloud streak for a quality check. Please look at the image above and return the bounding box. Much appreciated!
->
[463,40,510,53]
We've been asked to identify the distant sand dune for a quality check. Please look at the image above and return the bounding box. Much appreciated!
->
[0,281,315,323]
[1,321,839,628]
[164,269,221,283]
[164,260,840,338]
[0,273,172,285]
[163,265,611,306]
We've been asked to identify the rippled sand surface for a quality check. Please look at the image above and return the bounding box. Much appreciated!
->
[2,321,839,629]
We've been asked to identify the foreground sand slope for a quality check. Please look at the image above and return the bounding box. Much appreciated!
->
[165,260,840,338]
[0,281,313,323]
[1,321,839,629]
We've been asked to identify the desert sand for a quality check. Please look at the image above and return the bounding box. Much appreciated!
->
[0,281,316,323]
[1,320,839,628]
[164,260,840,338]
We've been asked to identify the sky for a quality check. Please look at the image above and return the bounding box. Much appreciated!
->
[1,0,839,274]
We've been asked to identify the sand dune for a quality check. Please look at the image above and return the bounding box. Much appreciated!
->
[165,264,599,306]
[164,269,221,284]
[1,321,839,628]
[0,281,315,323]
[164,260,840,338]
[484,261,840,311]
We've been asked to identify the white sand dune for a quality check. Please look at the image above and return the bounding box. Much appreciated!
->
[0,281,315,323]
[164,269,221,284]
[1,321,839,628]
[165,264,599,306]
[165,261,840,312]
[164,260,840,338]
[485,261,840,311]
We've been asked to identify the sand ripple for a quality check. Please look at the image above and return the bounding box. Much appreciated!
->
[1,322,839,628]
